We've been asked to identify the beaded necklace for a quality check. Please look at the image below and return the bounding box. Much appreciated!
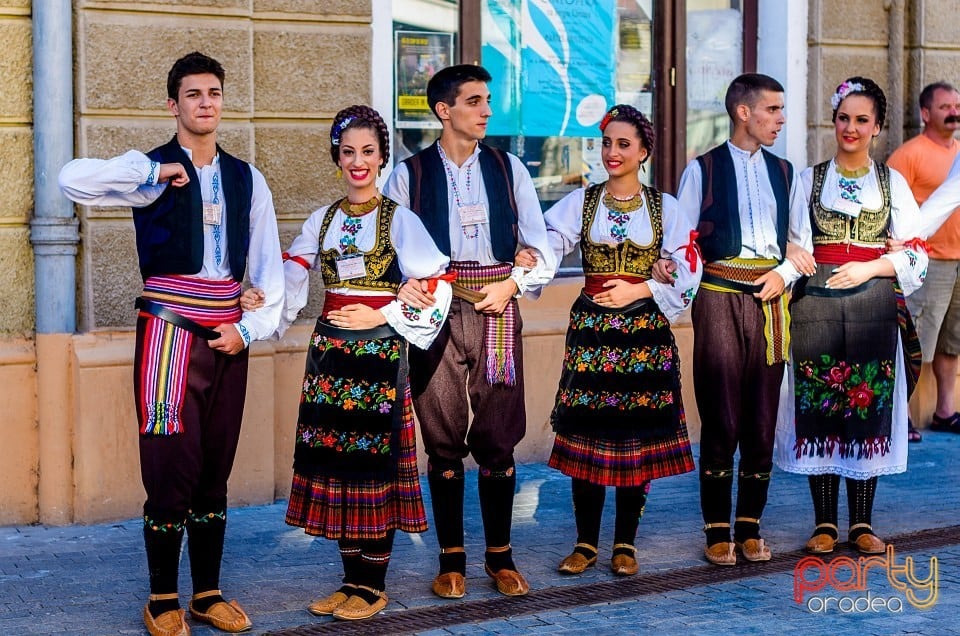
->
[835,161,870,203]
[603,187,643,243]
[437,143,478,239]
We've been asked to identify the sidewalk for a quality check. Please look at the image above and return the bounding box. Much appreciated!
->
[2,434,959,635]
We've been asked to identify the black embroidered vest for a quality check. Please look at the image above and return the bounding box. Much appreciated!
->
[317,196,402,292]
[695,144,792,263]
[133,136,252,282]
[809,161,891,246]
[580,183,663,277]
[402,141,520,263]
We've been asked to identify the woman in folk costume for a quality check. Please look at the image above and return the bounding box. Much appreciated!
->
[522,105,698,576]
[275,105,452,620]
[775,77,927,555]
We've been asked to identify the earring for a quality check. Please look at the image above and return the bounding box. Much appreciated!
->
[336,167,342,179]
[378,166,382,177]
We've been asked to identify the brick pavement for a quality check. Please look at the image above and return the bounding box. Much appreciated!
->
[2,434,959,635]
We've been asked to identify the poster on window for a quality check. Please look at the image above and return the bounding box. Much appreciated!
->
[482,0,616,137]
[687,9,742,113]
[395,31,454,129]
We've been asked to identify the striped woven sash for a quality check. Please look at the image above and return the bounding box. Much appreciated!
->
[451,261,517,385]
[701,258,790,366]
[136,275,241,435]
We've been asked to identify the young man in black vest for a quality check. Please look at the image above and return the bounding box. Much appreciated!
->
[669,73,812,566]
[383,64,555,599]
[59,52,284,636]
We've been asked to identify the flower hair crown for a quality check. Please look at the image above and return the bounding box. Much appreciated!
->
[331,116,355,146]
[831,81,865,110]
[599,107,619,131]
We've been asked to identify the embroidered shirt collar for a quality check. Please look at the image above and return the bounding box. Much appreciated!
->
[727,140,763,163]
[181,145,221,168]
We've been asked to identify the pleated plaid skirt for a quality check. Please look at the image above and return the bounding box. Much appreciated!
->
[285,385,427,540]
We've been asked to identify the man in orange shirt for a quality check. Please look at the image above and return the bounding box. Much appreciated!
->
[888,81,960,438]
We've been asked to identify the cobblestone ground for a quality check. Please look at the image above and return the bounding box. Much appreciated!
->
[2,435,959,635]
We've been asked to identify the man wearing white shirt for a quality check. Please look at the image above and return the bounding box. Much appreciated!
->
[384,64,555,600]
[672,73,812,567]
[58,52,283,636]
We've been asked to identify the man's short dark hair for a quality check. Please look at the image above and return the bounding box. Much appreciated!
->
[724,73,784,120]
[167,52,225,101]
[919,81,958,111]
[427,64,492,120]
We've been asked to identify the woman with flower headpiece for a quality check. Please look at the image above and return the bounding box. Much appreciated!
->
[518,104,698,577]
[774,77,927,556]
[246,105,452,620]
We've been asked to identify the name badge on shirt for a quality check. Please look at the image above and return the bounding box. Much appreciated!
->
[831,198,862,218]
[458,203,488,226]
[203,203,222,225]
[336,254,367,280]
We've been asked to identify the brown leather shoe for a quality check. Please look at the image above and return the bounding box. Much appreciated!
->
[851,532,886,555]
[143,606,190,636]
[610,553,639,576]
[307,588,353,616]
[432,571,466,599]
[188,599,252,633]
[805,533,839,554]
[558,544,598,574]
[484,564,530,596]
[735,538,771,562]
[704,542,736,566]
[332,590,388,621]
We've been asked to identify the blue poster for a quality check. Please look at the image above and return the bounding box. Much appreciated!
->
[483,0,616,137]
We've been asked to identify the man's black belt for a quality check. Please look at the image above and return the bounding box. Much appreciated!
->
[135,297,221,340]
[701,271,764,295]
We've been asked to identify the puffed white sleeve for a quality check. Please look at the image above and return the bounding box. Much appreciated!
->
[379,205,453,350]
[508,154,556,297]
[542,187,587,276]
[883,168,929,296]
[277,205,330,336]
[647,193,702,322]
[234,167,284,345]
[58,150,168,207]
[771,167,811,286]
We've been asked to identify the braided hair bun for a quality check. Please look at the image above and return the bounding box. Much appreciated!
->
[330,105,391,166]
[831,76,887,131]
[598,104,655,163]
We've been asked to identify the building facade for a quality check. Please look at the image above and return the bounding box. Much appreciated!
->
[0,0,956,525]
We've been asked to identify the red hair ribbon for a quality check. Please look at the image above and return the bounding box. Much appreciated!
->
[683,230,702,273]
[903,237,928,253]
[282,252,312,270]
[425,270,458,294]
[599,107,619,132]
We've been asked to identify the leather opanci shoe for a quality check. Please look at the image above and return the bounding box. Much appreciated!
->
[331,590,388,621]
[851,532,886,555]
[558,543,598,574]
[484,564,530,596]
[610,554,639,576]
[143,606,190,636]
[188,598,252,633]
[307,588,352,616]
[704,542,736,566]
[735,538,772,562]
[431,571,466,599]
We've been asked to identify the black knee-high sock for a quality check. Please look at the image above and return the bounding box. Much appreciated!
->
[847,477,878,540]
[614,482,650,548]
[427,461,465,575]
[479,464,517,572]
[354,531,395,601]
[809,475,840,538]
[734,470,771,542]
[571,478,605,549]
[143,513,185,617]
[338,542,362,588]
[186,506,227,612]
[700,466,733,545]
